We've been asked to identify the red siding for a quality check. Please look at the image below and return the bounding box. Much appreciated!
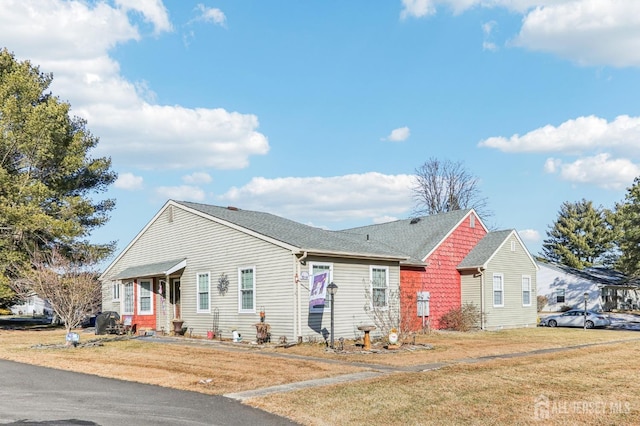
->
[401,213,487,330]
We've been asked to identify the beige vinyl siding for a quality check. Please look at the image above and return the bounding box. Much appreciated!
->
[101,279,117,312]
[460,273,482,328]
[481,235,537,330]
[300,256,400,341]
[100,205,296,339]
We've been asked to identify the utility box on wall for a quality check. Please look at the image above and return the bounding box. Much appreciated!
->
[417,291,430,317]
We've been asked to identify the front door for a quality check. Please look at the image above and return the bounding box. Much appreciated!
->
[171,279,181,319]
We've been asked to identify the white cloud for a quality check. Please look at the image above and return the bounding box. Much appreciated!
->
[114,172,144,190]
[194,4,226,27]
[373,215,399,224]
[482,41,497,51]
[479,115,640,156]
[0,0,269,171]
[518,229,541,244]
[220,173,414,227]
[401,1,578,17]
[183,172,213,184]
[402,1,640,68]
[482,116,640,189]
[400,0,436,19]
[156,185,206,201]
[513,0,640,67]
[543,153,640,190]
[543,158,561,174]
[482,20,498,51]
[115,0,172,34]
[383,126,411,142]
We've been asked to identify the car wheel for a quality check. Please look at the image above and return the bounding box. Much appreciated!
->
[585,320,594,329]
[548,319,557,327]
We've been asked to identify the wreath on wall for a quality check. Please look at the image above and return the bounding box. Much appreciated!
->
[217,273,229,296]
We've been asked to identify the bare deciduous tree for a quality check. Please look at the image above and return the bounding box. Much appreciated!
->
[12,248,101,336]
[363,280,415,343]
[412,158,491,219]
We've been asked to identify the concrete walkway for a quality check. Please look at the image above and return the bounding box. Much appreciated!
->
[137,333,640,402]
[229,338,640,400]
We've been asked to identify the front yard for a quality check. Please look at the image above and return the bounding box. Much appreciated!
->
[0,325,638,425]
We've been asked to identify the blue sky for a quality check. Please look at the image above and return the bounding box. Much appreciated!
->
[2,0,640,266]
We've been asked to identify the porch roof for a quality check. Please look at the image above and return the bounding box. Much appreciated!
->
[113,258,187,280]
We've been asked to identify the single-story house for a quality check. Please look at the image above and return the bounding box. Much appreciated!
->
[342,209,488,329]
[537,261,640,312]
[10,294,52,316]
[100,201,541,340]
[458,230,538,329]
[336,211,538,330]
[99,200,407,342]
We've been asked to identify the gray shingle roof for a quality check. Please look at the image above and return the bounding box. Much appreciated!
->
[175,201,407,261]
[113,258,186,280]
[340,209,474,262]
[537,260,637,287]
[457,230,514,269]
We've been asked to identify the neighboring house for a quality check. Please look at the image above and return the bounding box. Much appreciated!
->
[10,294,52,316]
[99,200,407,342]
[537,261,640,312]
[343,209,489,329]
[458,230,538,330]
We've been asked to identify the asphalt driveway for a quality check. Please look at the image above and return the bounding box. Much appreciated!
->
[0,359,296,425]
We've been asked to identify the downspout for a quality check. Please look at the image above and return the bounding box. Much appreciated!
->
[296,251,308,343]
[477,267,485,330]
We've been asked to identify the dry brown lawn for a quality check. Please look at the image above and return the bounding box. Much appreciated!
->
[1,325,639,425]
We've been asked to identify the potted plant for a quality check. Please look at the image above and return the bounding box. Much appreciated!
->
[172,318,185,335]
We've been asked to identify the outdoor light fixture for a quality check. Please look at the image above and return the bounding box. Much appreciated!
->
[583,292,589,330]
[327,282,338,349]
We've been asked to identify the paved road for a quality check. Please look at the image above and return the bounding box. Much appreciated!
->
[0,360,296,426]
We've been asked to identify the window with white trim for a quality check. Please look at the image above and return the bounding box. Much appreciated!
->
[112,282,120,301]
[371,266,389,309]
[138,280,153,315]
[556,288,565,304]
[238,267,256,313]
[197,272,210,313]
[123,282,134,314]
[493,273,504,307]
[309,262,333,313]
[522,275,532,306]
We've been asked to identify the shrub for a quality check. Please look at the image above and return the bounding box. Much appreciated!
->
[559,305,572,312]
[440,303,481,332]
[537,295,548,312]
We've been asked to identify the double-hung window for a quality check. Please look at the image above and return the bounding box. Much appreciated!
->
[522,275,532,306]
[138,280,153,315]
[493,273,504,307]
[371,266,389,309]
[556,288,565,304]
[239,267,256,313]
[112,282,120,301]
[197,272,210,313]
[123,282,134,315]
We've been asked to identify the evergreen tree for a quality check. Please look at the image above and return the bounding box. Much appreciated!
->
[615,177,640,277]
[0,49,116,307]
[541,199,614,269]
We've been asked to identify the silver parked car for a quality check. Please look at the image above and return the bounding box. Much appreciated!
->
[540,310,611,329]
